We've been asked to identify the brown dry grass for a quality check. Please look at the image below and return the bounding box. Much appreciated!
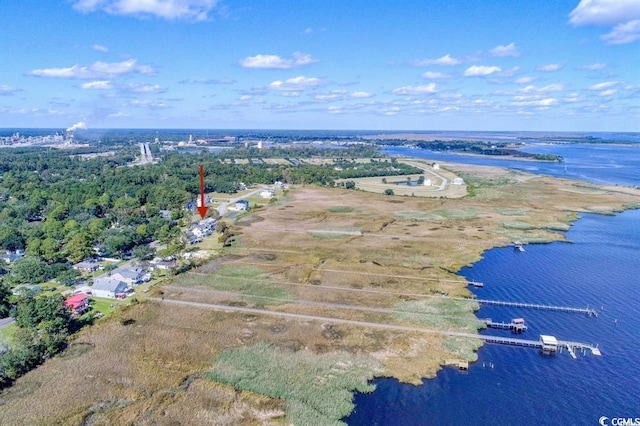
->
[2,161,640,424]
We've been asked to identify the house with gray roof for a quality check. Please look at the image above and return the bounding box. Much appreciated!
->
[92,277,129,299]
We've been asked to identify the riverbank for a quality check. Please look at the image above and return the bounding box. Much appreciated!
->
[1,160,640,424]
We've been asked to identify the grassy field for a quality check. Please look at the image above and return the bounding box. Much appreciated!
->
[2,159,640,424]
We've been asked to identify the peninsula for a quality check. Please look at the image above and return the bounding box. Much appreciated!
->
[2,154,639,425]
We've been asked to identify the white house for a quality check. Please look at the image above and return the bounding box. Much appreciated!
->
[424,178,432,187]
[260,188,275,198]
[92,278,129,299]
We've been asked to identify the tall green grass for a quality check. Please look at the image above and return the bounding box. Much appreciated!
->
[208,343,382,425]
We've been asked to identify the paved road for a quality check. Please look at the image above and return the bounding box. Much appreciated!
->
[0,317,15,330]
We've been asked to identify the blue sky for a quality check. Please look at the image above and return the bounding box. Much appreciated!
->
[1,0,639,131]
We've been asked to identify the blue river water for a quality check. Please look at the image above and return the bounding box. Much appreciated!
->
[346,143,640,425]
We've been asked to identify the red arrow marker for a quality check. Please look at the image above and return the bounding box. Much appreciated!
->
[197,165,209,219]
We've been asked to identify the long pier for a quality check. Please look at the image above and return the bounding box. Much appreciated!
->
[478,334,601,357]
[447,296,598,317]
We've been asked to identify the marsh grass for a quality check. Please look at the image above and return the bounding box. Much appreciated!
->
[502,221,536,230]
[394,298,483,333]
[544,222,571,231]
[432,208,482,220]
[308,227,362,239]
[442,336,482,361]
[327,206,356,213]
[495,207,529,216]
[394,211,439,221]
[208,343,382,425]
[174,266,291,304]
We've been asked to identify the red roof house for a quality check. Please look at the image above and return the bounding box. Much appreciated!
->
[65,293,90,317]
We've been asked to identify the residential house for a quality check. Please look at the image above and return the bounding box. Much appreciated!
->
[109,266,151,286]
[72,261,100,273]
[0,249,24,264]
[65,293,89,317]
[150,259,177,271]
[260,188,275,198]
[92,277,129,299]
[235,200,249,211]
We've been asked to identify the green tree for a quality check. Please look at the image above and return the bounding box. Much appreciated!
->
[64,232,94,263]
[10,257,49,284]
[0,281,11,318]
[132,245,155,261]
[384,189,394,196]
[345,181,356,190]
[40,237,63,263]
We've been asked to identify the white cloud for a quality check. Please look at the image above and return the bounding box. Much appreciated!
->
[579,62,608,70]
[351,91,373,98]
[240,52,318,69]
[520,83,564,93]
[569,0,640,26]
[512,97,559,107]
[28,59,154,79]
[569,1,640,45]
[490,42,520,57]
[391,84,437,95]
[422,71,451,79]
[413,54,461,66]
[0,85,19,96]
[92,44,109,52]
[126,99,169,109]
[314,90,347,101]
[464,65,501,77]
[599,89,618,96]
[537,63,563,72]
[120,83,166,94]
[179,78,235,84]
[73,0,220,21]
[589,81,618,90]
[601,19,640,44]
[81,80,113,89]
[268,76,323,91]
[515,77,535,84]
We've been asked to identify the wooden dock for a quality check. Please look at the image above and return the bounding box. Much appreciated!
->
[482,318,527,333]
[473,333,601,357]
[447,296,599,317]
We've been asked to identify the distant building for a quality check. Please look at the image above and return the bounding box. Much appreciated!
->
[0,249,23,264]
[260,189,275,198]
[235,200,250,211]
[424,178,432,186]
[452,177,464,185]
[432,163,440,170]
